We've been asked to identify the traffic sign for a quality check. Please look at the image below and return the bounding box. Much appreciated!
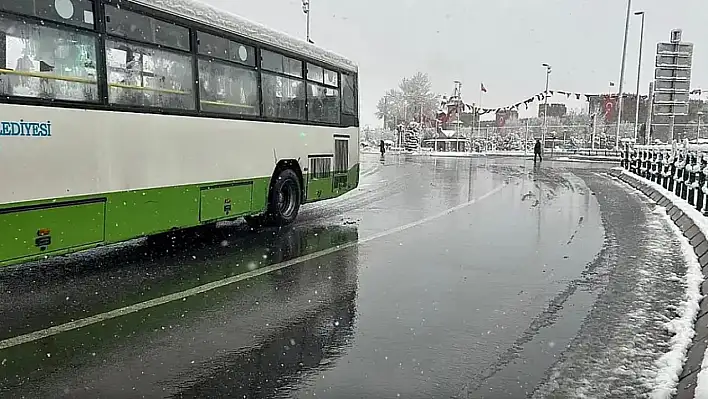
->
[652,29,693,134]
[657,42,693,55]
[654,68,691,79]
[654,103,689,116]
[654,79,690,91]
[656,54,692,67]
[654,92,689,103]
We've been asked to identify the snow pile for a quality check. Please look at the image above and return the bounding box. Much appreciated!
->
[615,168,706,398]
[131,0,358,72]
[652,208,703,399]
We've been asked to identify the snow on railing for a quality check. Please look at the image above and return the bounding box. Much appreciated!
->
[621,143,708,212]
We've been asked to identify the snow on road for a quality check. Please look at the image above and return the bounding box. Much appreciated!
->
[532,173,700,398]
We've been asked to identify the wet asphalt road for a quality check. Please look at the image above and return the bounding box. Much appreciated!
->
[0,154,691,398]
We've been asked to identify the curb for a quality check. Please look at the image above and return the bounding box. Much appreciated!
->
[608,168,707,399]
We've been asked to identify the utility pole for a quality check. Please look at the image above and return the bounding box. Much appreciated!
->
[633,11,646,143]
[645,82,653,144]
[615,0,633,149]
[302,0,312,43]
[541,63,551,148]
[524,119,529,156]
[592,112,597,150]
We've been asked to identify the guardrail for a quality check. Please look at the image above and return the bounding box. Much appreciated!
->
[621,144,708,214]
[568,148,622,158]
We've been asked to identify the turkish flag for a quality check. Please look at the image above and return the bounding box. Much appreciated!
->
[602,95,617,121]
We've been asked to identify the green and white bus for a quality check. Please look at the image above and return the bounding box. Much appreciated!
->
[0,0,359,267]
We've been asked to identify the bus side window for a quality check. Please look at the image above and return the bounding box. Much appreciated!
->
[342,73,356,115]
[197,58,259,116]
[104,39,194,110]
[262,72,305,121]
[307,83,340,124]
[0,14,99,102]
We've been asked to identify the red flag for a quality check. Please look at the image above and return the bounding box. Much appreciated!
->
[481,83,487,93]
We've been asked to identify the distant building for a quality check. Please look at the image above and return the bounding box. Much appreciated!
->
[538,103,567,119]
[585,94,648,124]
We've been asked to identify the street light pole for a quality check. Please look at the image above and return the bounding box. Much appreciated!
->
[633,11,645,143]
[302,0,311,43]
[542,63,551,149]
[615,0,633,149]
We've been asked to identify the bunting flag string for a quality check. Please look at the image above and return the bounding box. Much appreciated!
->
[437,89,636,119]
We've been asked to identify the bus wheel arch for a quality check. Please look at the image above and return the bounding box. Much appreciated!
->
[246,160,304,228]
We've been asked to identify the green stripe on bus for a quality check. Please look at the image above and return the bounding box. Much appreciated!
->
[0,165,359,267]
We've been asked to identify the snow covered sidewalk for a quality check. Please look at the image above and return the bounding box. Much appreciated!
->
[610,167,708,399]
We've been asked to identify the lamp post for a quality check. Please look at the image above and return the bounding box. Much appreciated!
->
[633,11,645,143]
[615,0,633,149]
[302,0,312,43]
[542,63,551,148]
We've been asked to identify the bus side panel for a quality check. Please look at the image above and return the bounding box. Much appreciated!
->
[0,201,105,263]
[104,186,201,243]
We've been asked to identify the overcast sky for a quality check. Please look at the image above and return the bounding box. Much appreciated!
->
[202,0,707,126]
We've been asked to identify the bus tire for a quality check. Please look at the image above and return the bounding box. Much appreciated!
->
[265,168,302,226]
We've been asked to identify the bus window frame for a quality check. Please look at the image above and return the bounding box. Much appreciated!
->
[0,0,97,30]
[104,3,190,52]
[341,72,357,117]
[196,54,260,116]
[0,10,102,104]
[103,37,196,110]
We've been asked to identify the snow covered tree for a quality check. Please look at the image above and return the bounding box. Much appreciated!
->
[376,72,438,130]
[399,72,438,123]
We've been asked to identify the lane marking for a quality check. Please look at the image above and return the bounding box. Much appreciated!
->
[0,183,507,350]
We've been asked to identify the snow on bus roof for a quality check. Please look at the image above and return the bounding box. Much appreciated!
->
[129,0,358,73]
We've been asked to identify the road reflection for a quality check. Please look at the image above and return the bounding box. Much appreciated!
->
[0,224,360,398]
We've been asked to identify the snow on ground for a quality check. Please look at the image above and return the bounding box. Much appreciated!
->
[652,208,703,399]
[614,169,708,398]
[532,173,699,398]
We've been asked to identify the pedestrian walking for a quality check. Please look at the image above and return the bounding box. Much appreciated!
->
[534,138,543,163]
[379,140,386,156]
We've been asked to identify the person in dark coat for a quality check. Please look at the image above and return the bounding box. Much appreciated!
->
[534,139,542,162]
[380,140,386,156]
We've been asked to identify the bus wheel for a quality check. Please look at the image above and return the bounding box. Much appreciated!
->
[266,168,302,226]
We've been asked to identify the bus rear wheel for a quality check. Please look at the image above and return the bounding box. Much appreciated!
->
[246,168,301,228]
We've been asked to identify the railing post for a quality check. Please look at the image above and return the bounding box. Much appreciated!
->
[673,152,683,197]
[688,152,697,205]
[682,153,690,200]
[625,145,631,169]
[641,150,647,178]
[696,152,705,212]
[656,151,665,186]
[663,150,671,189]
